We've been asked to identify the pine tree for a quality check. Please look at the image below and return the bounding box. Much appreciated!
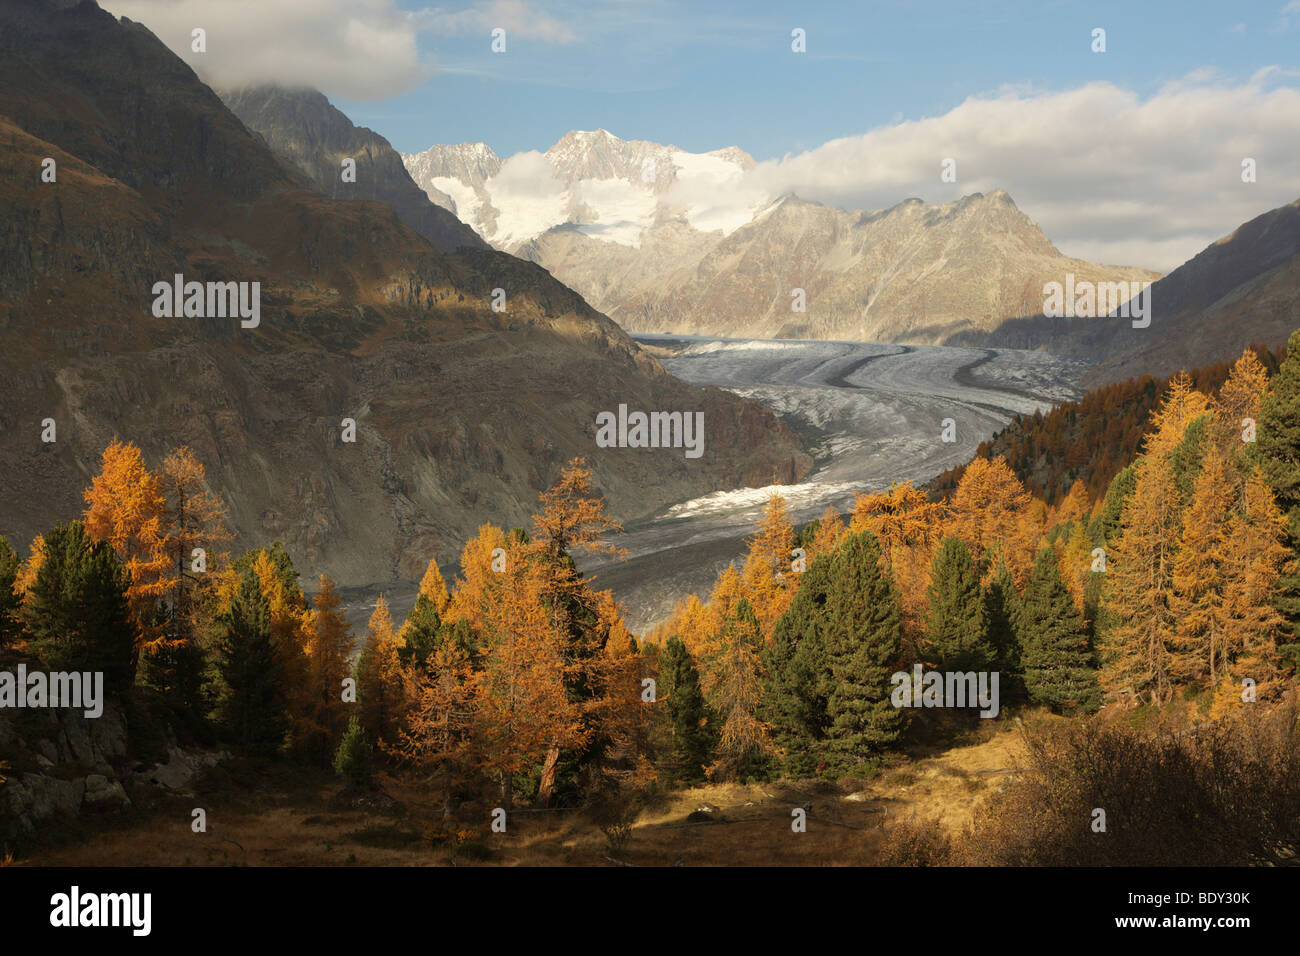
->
[398,593,442,671]
[1253,328,1300,659]
[246,549,312,750]
[415,557,451,614]
[1019,546,1100,713]
[822,531,904,769]
[149,446,231,714]
[657,635,713,785]
[1212,348,1272,461]
[1218,469,1291,699]
[763,553,834,778]
[924,536,993,672]
[216,569,286,756]
[1089,464,1136,545]
[983,559,1024,702]
[334,715,374,789]
[22,522,137,693]
[0,537,21,651]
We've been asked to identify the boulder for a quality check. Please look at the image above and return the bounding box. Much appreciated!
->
[82,773,131,813]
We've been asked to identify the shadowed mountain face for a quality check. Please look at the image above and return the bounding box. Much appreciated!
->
[959,198,1300,386]
[0,0,811,587]
[220,85,488,254]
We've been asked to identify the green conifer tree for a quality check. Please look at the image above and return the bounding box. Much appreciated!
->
[0,537,22,652]
[763,554,834,777]
[334,715,374,789]
[398,593,442,671]
[822,531,903,770]
[983,558,1024,702]
[22,522,136,692]
[216,569,286,756]
[1018,547,1101,713]
[924,536,994,671]
[657,635,713,785]
[1088,464,1137,545]
[1253,328,1300,664]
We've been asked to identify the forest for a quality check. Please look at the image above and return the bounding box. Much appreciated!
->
[2,337,1299,865]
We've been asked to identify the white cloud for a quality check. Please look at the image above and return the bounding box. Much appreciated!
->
[103,0,578,100]
[483,151,569,244]
[414,0,578,43]
[658,73,1300,272]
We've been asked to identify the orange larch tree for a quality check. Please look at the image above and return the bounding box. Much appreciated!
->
[741,492,797,639]
[83,438,175,652]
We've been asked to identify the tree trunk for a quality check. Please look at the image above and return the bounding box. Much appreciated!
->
[537,743,561,807]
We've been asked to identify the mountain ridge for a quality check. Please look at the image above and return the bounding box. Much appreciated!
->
[0,0,811,588]
[403,134,1160,344]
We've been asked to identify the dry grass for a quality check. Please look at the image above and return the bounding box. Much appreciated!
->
[16,727,1031,867]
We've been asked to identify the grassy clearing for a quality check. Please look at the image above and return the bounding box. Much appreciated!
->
[14,728,1028,867]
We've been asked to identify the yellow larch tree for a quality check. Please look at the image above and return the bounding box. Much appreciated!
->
[83,438,175,652]
[300,574,355,766]
[947,456,1038,584]
[740,492,796,638]
[1099,454,1182,705]
[356,593,410,750]
[446,523,507,634]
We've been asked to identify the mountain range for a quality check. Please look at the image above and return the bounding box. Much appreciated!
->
[0,0,810,588]
[402,129,1160,344]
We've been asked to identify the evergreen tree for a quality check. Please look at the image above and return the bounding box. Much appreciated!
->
[334,715,374,789]
[822,531,903,770]
[0,537,22,652]
[657,635,713,785]
[983,559,1024,702]
[1253,328,1300,661]
[398,593,442,671]
[1018,547,1100,713]
[1089,464,1136,545]
[923,536,993,672]
[216,569,286,756]
[22,522,137,693]
[1169,412,1211,504]
[763,554,834,777]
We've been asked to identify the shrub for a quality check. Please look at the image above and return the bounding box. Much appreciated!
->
[962,698,1300,865]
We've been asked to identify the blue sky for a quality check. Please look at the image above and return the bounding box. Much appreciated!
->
[106,0,1300,270]
[331,0,1300,157]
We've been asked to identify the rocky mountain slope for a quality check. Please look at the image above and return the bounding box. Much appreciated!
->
[220,85,487,253]
[962,198,1300,386]
[404,129,1158,344]
[0,0,810,588]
